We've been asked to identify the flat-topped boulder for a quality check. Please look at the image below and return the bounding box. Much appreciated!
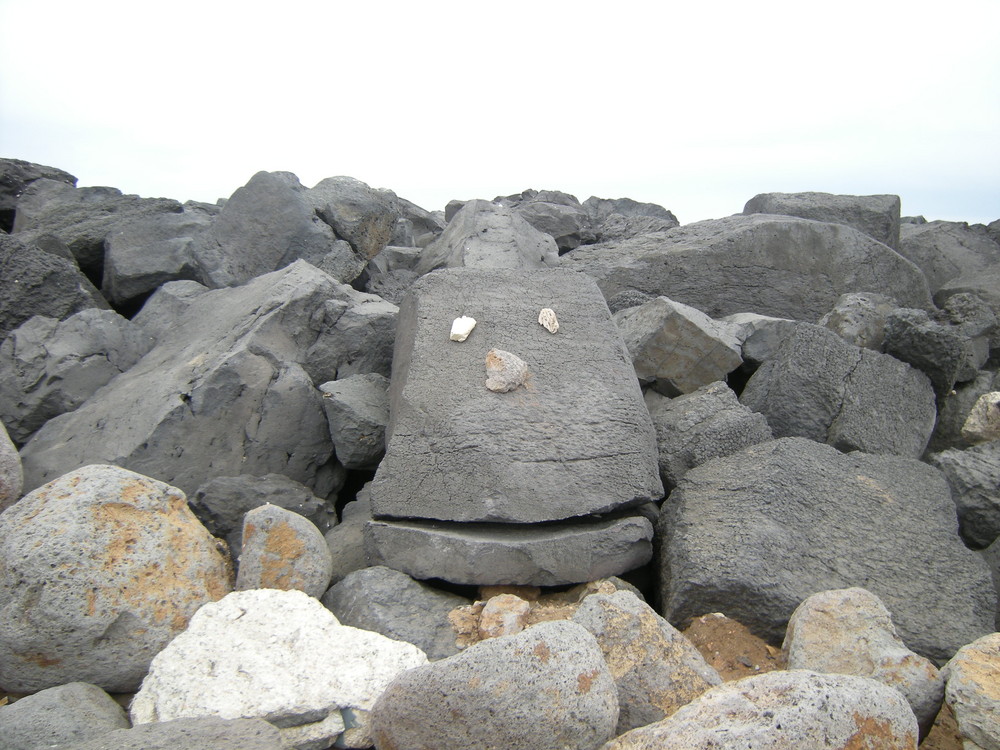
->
[743,191,901,249]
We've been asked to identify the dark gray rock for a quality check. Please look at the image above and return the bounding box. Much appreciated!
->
[0,419,22,512]
[499,189,596,251]
[928,370,998,452]
[191,171,361,287]
[657,437,996,663]
[190,473,337,560]
[130,280,210,342]
[926,442,1000,549]
[362,245,422,303]
[935,266,1000,351]
[59,717,286,750]
[942,291,999,349]
[0,158,76,232]
[396,196,446,244]
[899,220,1000,294]
[414,200,560,274]
[236,503,333,597]
[884,307,981,396]
[307,176,400,262]
[0,309,154,444]
[817,292,897,350]
[370,620,619,750]
[740,324,936,457]
[19,261,390,497]
[365,514,654,587]
[321,565,468,660]
[645,382,772,491]
[371,268,662,524]
[0,233,109,341]
[722,313,801,364]
[0,682,129,750]
[102,208,213,307]
[325,495,370,584]
[743,191,902,249]
[565,214,932,321]
[583,195,679,226]
[319,373,389,470]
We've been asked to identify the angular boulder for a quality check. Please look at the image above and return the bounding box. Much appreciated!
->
[370,620,619,750]
[0,465,232,692]
[0,681,130,750]
[818,291,897,350]
[0,157,76,232]
[565,214,932,321]
[739,323,936,457]
[235,503,333,597]
[307,175,400,262]
[498,188,596,251]
[657,438,996,663]
[899,220,1000,293]
[318,373,390,469]
[926,441,1000,549]
[883,307,980,396]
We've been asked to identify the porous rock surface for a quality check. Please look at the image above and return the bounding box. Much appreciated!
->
[60,716,287,750]
[0,419,22,512]
[942,632,1000,750]
[235,503,333,597]
[0,464,232,692]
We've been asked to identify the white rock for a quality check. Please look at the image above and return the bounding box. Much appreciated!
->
[130,589,428,750]
[538,308,559,333]
[485,348,528,392]
[449,315,477,342]
[962,391,1000,444]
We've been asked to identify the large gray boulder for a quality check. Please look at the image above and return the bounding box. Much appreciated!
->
[0,233,109,341]
[371,268,661,524]
[743,191,902,249]
[0,309,154,444]
[57,717,287,750]
[818,291,897,350]
[0,465,232,692]
[739,323,936,457]
[370,620,619,750]
[926,441,1000,549]
[497,189,596,251]
[899,220,1000,293]
[131,279,210,342]
[319,373,389,470]
[20,261,395,497]
[322,565,468,660]
[884,307,983,396]
[0,157,76,232]
[657,437,996,663]
[307,176,400,262]
[414,199,560,274]
[0,682,130,750]
[565,214,932,321]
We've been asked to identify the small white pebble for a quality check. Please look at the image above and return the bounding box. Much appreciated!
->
[538,308,559,333]
[450,315,477,342]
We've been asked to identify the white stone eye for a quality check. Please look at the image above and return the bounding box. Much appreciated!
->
[538,308,559,333]
[450,316,477,342]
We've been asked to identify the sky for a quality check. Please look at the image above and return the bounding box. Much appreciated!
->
[1,1,998,226]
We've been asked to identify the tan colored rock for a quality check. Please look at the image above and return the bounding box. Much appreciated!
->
[962,392,1000,444]
[783,587,944,735]
[236,503,333,598]
[478,593,531,639]
[484,348,529,392]
[943,632,1000,750]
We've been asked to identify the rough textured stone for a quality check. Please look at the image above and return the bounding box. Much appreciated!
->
[62,717,287,750]
[572,590,721,733]
[927,442,1000,549]
[130,279,210,340]
[962,391,1000,444]
[319,374,390,469]
[325,496,369,585]
[0,681,129,750]
[0,419,22,512]
[0,157,76,232]
[414,199,560,274]
[583,195,679,229]
[723,313,801,364]
[365,514,654,586]
[644,382,772,491]
[321,565,468,660]
[936,266,1000,350]
[307,176,400,262]
[565,213,932,321]
[658,438,995,663]
[818,292,898,350]
[943,633,1000,750]
[603,670,919,750]
[884,307,979,396]
[371,620,619,750]
[782,587,944,735]
[983,538,1000,629]
[130,588,427,750]
[743,191,902,249]
[899,220,1000,294]
[0,309,154,444]
[0,233,109,341]
[20,261,395,497]
[236,503,333,597]
[483,347,529,392]
[929,371,997,452]
[614,296,743,395]
[478,593,532,639]
[371,268,661,524]
[499,189,596,251]
[0,465,232,692]
[739,323,936,457]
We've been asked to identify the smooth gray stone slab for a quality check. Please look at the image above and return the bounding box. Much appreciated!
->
[370,268,662,524]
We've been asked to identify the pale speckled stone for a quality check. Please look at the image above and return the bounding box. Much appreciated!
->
[943,632,1000,750]
[485,348,528,392]
[478,593,531,639]
[0,419,22,512]
[962,392,1000,444]
[538,307,559,333]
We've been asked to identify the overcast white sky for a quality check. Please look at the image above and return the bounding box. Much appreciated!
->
[2,1,998,225]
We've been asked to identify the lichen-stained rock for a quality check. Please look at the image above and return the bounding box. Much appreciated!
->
[603,670,919,750]
[236,503,333,598]
[19,261,395,497]
[0,681,130,750]
[484,347,529,392]
[658,438,996,664]
[0,419,23,512]
[130,589,427,750]
[415,199,560,274]
[318,373,390,470]
[739,323,936,458]
[371,268,661,524]
[565,214,932,321]
[572,590,721,733]
[782,587,944,735]
[0,309,154,445]
[0,465,232,693]
[942,633,1000,750]
[743,191,902,249]
[370,620,619,750]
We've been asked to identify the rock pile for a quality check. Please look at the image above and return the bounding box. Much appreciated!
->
[1,161,998,748]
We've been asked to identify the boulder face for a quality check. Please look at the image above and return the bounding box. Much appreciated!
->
[743,191,902,249]
[657,438,996,663]
[899,220,1000,293]
[0,465,232,693]
[0,158,76,233]
[371,267,662,524]
[565,214,933,321]
[19,261,395,497]
[0,681,130,750]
